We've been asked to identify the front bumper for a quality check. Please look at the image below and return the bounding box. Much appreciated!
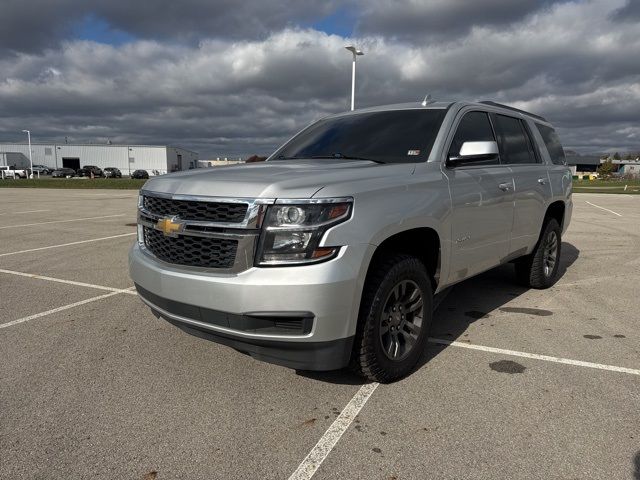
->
[129,242,374,370]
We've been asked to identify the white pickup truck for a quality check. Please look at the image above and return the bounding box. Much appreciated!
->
[0,166,29,179]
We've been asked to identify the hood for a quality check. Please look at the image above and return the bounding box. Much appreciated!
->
[141,159,415,199]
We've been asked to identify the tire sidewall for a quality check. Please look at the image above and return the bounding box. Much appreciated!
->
[366,259,433,380]
[538,218,562,287]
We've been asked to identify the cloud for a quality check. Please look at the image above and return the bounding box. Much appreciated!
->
[354,0,567,41]
[0,0,340,55]
[611,0,640,21]
[0,0,639,155]
[0,0,82,54]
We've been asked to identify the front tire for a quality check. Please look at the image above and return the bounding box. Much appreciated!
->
[351,254,433,383]
[515,218,562,289]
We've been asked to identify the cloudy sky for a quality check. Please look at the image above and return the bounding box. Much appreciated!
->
[0,0,638,157]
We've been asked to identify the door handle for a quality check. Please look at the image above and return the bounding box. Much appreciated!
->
[538,177,547,185]
[498,182,512,192]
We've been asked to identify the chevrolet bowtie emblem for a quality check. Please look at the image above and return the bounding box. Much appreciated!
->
[155,216,184,237]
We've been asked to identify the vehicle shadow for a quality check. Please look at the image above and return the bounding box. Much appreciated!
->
[634,451,640,480]
[415,241,580,372]
[298,242,579,385]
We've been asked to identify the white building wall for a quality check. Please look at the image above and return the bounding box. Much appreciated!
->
[0,144,53,167]
[55,145,129,171]
[0,143,199,175]
[166,147,199,172]
[127,146,169,175]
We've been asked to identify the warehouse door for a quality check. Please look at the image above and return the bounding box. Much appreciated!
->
[62,158,80,170]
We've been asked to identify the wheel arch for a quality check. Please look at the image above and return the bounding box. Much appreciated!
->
[366,227,442,291]
[545,200,566,231]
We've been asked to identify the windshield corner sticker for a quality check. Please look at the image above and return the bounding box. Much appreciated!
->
[407,149,420,156]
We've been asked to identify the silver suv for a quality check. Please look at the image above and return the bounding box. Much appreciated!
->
[129,100,572,382]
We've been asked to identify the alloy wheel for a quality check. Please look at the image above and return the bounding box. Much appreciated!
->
[543,230,558,277]
[379,279,424,361]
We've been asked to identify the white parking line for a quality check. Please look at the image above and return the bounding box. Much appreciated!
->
[429,338,640,375]
[584,201,622,217]
[0,214,126,229]
[290,337,640,479]
[0,268,137,295]
[0,209,50,216]
[0,287,135,330]
[288,382,379,480]
[0,232,136,257]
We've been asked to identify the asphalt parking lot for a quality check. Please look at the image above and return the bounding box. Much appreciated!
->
[1,188,638,480]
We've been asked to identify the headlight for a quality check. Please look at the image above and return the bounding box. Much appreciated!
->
[256,199,352,266]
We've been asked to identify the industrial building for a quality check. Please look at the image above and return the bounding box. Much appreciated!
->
[198,158,245,168]
[0,152,30,169]
[0,143,198,176]
[611,158,640,177]
[565,153,601,175]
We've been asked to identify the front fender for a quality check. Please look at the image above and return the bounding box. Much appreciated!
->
[320,173,452,295]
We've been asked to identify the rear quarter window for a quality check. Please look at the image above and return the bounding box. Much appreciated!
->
[536,124,566,165]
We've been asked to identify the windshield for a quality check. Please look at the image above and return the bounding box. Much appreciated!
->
[272,109,446,164]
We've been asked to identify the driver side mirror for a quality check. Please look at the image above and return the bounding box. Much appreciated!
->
[447,141,499,167]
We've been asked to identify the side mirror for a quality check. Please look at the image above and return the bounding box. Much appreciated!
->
[447,141,499,166]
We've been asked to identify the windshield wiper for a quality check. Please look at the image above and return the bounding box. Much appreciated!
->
[310,153,385,164]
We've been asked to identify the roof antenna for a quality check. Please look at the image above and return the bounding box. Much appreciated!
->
[421,94,433,106]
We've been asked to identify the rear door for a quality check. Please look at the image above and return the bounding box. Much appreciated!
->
[491,113,551,256]
[444,110,515,282]
[532,123,573,230]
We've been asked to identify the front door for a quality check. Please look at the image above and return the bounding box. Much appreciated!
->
[443,111,515,283]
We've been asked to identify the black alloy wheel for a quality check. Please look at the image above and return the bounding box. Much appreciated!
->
[379,279,424,361]
[352,254,433,383]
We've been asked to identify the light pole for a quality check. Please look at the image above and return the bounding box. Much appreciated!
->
[21,130,33,178]
[345,45,364,111]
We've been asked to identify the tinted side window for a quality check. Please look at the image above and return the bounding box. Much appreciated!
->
[536,124,566,165]
[448,111,497,164]
[493,114,537,164]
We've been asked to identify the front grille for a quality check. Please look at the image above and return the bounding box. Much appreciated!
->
[143,195,248,223]
[143,226,237,268]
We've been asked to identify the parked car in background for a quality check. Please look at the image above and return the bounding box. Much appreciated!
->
[51,167,76,178]
[131,169,149,179]
[77,165,103,177]
[31,165,52,175]
[103,167,122,178]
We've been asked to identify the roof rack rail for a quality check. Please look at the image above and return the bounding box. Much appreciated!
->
[479,101,547,122]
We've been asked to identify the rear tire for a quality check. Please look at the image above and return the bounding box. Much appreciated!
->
[351,254,433,383]
[515,218,562,289]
